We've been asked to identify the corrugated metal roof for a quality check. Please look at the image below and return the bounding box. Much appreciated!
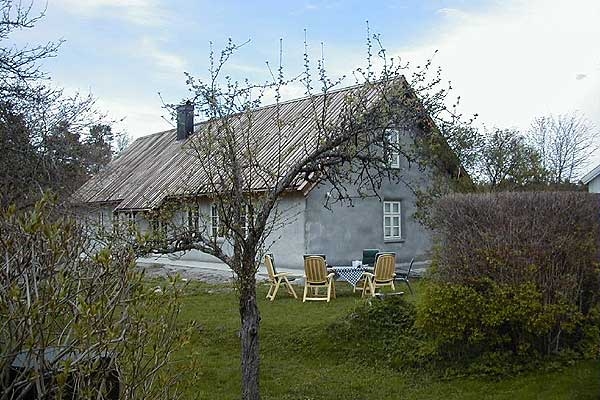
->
[581,163,600,185]
[73,82,389,211]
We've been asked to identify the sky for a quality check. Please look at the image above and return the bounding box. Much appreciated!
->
[10,0,600,170]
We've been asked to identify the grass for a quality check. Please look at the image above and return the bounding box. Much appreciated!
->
[171,279,599,399]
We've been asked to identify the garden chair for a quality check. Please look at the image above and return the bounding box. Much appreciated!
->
[264,254,298,301]
[302,254,327,261]
[395,257,414,295]
[353,248,380,293]
[361,252,396,297]
[361,248,380,267]
[303,255,336,302]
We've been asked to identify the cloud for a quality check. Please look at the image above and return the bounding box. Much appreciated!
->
[138,37,186,77]
[391,0,600,137]
[55,0,167,26]
[96,97,172,137]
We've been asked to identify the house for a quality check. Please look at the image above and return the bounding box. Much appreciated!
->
[73,82,461,269]
[581,163,600,193]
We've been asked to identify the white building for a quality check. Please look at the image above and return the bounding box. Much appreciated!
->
[581,164,600,193]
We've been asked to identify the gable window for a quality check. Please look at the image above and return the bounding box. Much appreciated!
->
[383,201,402,240]
[386,130,400,169]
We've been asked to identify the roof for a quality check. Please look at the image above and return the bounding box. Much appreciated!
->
[581,163,600,185]
[73,82,384,211]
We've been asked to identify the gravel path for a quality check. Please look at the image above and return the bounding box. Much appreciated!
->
[139,262,270,284]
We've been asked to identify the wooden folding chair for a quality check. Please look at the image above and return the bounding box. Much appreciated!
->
[264,254,297,301]
[303,255,336,302]
[362,252,396,297]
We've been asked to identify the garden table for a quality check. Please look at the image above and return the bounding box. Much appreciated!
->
[327,265,368,287]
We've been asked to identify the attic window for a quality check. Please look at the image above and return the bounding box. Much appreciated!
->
[386,130,400,169]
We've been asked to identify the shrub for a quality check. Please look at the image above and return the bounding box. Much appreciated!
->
[419,191,600,368]
[0,197,190,399]
[327,297,428,369]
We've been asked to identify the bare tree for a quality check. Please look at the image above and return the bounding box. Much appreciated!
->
[0,0,62,100]
[529,112,599,184]
[140,34,470,400]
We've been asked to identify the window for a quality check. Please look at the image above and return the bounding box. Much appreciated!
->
[211,204,221,237]
[210,203,248,238]
[150,218,160,233]
[383,201,402,240]
[240,205,249,238]
[127,212,136,226]
[187,207,199,233]
[386,130,400,169]
[112,213,119,233]
[150,216,168,236]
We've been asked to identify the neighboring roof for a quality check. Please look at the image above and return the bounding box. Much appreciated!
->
[74,82,382,211]
[581,163,600,185]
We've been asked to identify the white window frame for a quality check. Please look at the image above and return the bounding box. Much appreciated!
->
[210,203,221,237]
[386,130,401,169]
[383,201,402,240]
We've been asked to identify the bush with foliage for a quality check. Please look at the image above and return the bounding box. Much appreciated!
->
[418,191,600,371]
[0,197,191,399]
[327,296,428,370]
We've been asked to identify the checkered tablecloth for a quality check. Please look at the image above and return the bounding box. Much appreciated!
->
[329,266,366,287]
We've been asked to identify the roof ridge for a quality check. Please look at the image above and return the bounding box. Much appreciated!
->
[138,79,399,139]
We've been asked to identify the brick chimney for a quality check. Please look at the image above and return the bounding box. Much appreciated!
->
[176,101,194,141]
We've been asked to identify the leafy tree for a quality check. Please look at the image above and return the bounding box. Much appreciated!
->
[477,128,545,190]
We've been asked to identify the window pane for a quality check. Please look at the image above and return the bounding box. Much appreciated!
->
[384,227,391,237]
[384,216,391,227]
[393,216,400,227]
[384,203,390,213]
[392,203,399,213]
[393,227,400,237]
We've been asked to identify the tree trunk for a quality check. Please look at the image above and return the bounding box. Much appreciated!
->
[239,263,260,400]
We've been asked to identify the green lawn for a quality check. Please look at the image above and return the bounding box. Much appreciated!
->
[172,280,599,399]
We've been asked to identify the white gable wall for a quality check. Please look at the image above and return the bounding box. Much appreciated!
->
[588,175,600,193]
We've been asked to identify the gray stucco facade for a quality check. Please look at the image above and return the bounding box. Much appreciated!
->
[84,174,432,270]
[304,175,431,267]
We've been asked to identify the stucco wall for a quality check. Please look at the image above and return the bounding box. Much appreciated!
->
[139,193,307,269]
[304,161,433,266]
